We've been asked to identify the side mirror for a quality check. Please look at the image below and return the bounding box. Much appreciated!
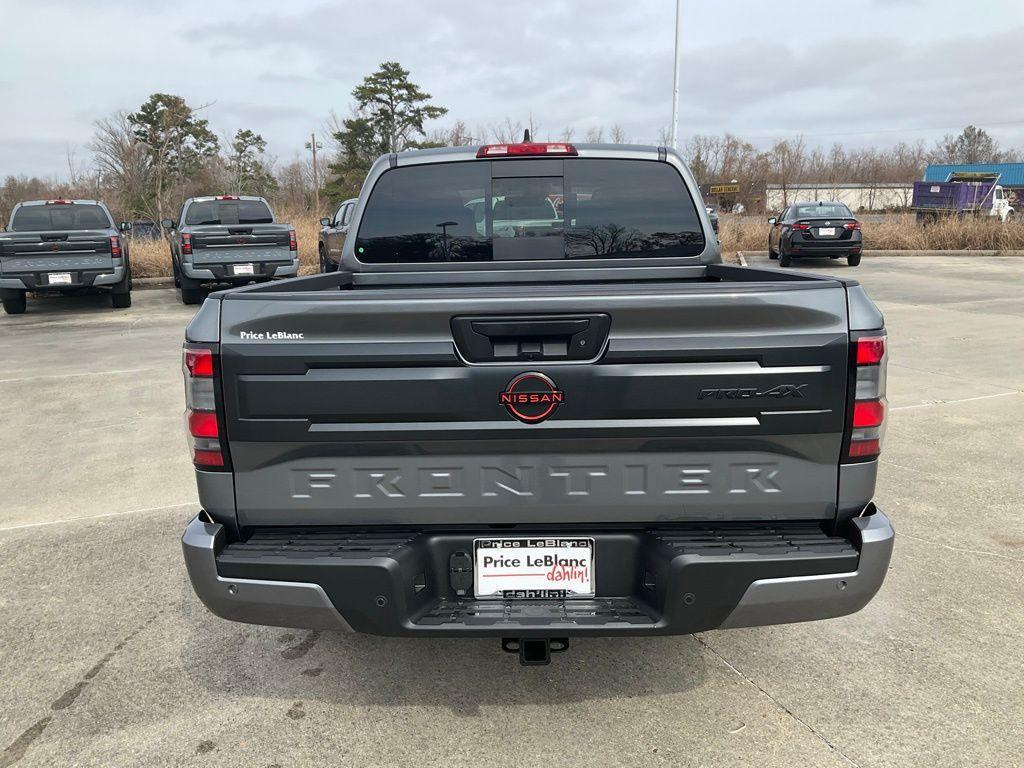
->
[320,217,331,227]
[768,217,777,225]
[161,219,175,230]
[119,221,132,233]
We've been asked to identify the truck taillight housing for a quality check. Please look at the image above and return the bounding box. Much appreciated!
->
[288,229,297,252]
[183,345,228,470]
[845,333,887,461]
[181,233,192,255]
[110,236,122,259]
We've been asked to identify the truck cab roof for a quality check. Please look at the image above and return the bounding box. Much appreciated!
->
[184,195,269,203]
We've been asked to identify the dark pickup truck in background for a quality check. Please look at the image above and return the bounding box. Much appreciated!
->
[0,199,132,314]
[164,195,298,305]
[181,142,893,665]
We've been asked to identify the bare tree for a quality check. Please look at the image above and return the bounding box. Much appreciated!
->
[491,117,525,143]
[89,111,151,219]
[609,124,627,144]
[526,112,542,141]
[770,137,808,207]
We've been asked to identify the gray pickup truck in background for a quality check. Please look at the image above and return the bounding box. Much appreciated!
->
[164,195,298,305]
[0,199,132,314]
[318,197,358,272]
[181,142,893,665]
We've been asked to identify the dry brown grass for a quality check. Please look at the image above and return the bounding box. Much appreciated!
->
[127,210,322,279]
[128,209,1024,278]
[719,213,1024,255]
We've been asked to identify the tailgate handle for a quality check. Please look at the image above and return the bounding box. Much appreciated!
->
[41,234,69,242]
[452,314,611,362]
[228,228,253,235]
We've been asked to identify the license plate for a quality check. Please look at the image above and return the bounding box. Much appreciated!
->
[233,263,254,276]
[47,272,72,285]
[817,227,836,237]
[474,537,594,599]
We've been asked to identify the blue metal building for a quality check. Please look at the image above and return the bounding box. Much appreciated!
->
[923,163,1024,188]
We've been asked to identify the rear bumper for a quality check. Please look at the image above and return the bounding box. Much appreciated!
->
[182,506,894,637]
[0,265,124,290]
[786,234,862,257]
[183,258,298,282]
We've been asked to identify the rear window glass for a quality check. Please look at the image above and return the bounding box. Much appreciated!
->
[184,199,273,225]
[9,203,111,231]
[355,159,705,263]
[793,203,852,219]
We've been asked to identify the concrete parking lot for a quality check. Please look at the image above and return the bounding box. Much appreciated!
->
[2,258,1022,768]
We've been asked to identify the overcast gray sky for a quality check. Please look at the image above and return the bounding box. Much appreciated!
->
[1,0,1022,177]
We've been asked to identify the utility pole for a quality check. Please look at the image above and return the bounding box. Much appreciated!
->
[669,0,682,151]
[305,133,323,214]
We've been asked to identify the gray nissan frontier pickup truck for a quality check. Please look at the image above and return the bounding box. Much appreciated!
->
[0,199,132,314]
[164,195,298,305]
[181,142,893,665]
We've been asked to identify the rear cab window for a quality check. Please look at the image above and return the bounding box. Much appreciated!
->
[794,203,853,219]
[355,158,706,263]
[184,199,274,226]
[10,203,112,231]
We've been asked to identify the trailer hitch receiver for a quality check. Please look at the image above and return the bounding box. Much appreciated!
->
[502,637,569,666]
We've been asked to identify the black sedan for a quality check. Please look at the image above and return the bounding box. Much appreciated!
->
[768,201,863,267]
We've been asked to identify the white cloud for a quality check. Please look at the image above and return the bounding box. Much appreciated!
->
[1,0,1022,176]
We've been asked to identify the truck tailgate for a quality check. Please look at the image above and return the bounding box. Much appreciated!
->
[190,224,292,265]
[218,281,851,527]
[0,230,113,273]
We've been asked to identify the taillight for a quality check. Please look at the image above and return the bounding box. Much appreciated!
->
[844,221,862,231]
[845,333,888,461]
[476,142,578,158]
[215,195,240,200]
[288,229,297,252]
[855,336,885,365]
[183,345,228,470]
[184,348,214,377]
[853,399,885,428]
[181,233,192,255]
[45,199,71,205]
[791,222,810,231]
[110,236,122,258]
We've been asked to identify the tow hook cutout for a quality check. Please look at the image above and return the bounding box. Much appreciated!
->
[502,637,569,666]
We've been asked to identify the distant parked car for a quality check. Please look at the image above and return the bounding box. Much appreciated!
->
[318,197,357,272]
[705,206,719,235]
[127,220,162,240]
[768,201,863,267]
[0,199,132,314]
[164,195,298,304]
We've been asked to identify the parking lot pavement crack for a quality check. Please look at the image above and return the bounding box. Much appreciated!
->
[886,362,1023,396]
[0,611,162,767]
[0,501,199,534]
[879,456,1010,497]
[890,390,1022,412]
[0,718,52,768]
[693,634,863,768]
[896,532,1024,564]
[0,366,163,385]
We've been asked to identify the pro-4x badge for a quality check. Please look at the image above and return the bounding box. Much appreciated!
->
[499,372,564,423]
[698,384,807,400]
